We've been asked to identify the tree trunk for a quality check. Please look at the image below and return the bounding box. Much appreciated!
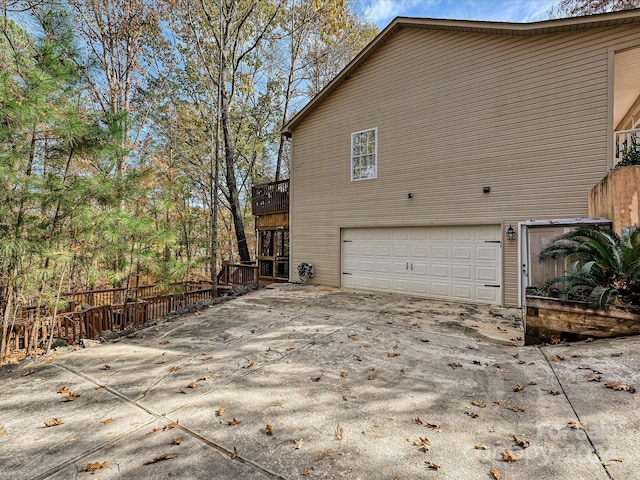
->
[220,85,251,263]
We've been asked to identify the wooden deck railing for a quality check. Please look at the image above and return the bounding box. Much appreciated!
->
[217,263,259,286]
[614,128,640,167]
[252,179,289,216]
[3,273,261,361]
[3,287,216,353]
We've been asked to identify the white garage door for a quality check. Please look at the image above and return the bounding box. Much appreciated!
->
[341,226,502,305]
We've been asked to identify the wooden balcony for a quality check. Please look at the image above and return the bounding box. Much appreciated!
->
[252,179,289,216]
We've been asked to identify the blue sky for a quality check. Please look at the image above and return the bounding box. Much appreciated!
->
[357,0,557,27]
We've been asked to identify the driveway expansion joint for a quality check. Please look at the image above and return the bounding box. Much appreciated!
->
[539,346,614,480]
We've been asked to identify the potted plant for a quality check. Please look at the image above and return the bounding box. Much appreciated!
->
[525,226,640,342]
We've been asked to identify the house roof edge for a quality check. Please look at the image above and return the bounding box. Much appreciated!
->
[281,9,640,136]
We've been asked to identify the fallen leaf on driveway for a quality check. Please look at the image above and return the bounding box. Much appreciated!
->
[302,471,311,476]
[474,444,488,450]
[187,382,198,389]
[448,362,462,369]
[216,407,226,417]
[611,352,623,357]
[368,375,375,380]
[172,437,183,445]
[605,382,636,393]
[231,447,238,459]
[62,392,80,402]
[542,388,560,395]
[159,340,170,344]
[58,387,70,394]
[265,424,273,436]
[311,376,321,382]
[502,450,517,463]
[491,468,503,480]
[426,422,440,429]
[471,400,486,408]
[228,418,241,426]
[143,453,179,465]
[348,334,358,340]
[414,417,423,425]
[165,421,179,430]
[23,370,37,376]
[336,423,344,441]
[492,400,506,406]
[513,435,530,448]
[83,461,107,473]
[169,366,180,372]
[387,353,399,357]
[146,426,163,435]
[243,360,255,368]
[568,420,587,430]
[102,365,111,370]
[508,404,525,412]
[424,461,440,470]
[414,437,430,451]
[587,375,601,382]
[199,375,210,381]
[0,426,6,435]
[550,355,565,362]
[101,418,115,424]
[294,439,304,449]
[340,371,348,378]
[44,418,64,427]
[465,411,479,418]
[513,384,525,392]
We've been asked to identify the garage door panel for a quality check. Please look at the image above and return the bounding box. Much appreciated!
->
[452,284,473,301]
[476,286,500,303]
[452,265,473,279]
[375,261,391,274]
[431,264,450,277]
[431,282,449,297]
[342,226,501,305]
[476,266,499,282]
[452,246,473,261]
[452,229,474,241]
[476,246,498,262]
[431,246,449,259]
[411,245,428,258]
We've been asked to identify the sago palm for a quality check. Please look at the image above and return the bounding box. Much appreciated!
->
[538,226,640,308]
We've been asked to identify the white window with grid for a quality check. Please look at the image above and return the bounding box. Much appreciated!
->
[351,128,377,181]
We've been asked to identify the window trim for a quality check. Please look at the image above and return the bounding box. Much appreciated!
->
[350,127,378,181]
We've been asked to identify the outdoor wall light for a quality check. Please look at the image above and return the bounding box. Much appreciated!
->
[407,193,413,199]
[483,186,491,193]
[506,225,516,240]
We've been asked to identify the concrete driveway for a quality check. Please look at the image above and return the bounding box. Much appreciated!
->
[1,284,638,480]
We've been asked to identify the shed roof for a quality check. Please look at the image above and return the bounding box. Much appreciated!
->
[282,9,640,136]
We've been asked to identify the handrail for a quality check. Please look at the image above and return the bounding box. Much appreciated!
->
[614,128,640,167]
[252,179,289,216]
[217,263,259,286]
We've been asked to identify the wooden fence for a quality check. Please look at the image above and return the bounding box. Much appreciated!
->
[2,270,265,360]
[4,285,215,353]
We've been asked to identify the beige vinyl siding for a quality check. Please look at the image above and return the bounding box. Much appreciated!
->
[290,24,640,306]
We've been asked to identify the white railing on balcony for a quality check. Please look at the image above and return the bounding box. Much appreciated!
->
[614,128,640,167]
